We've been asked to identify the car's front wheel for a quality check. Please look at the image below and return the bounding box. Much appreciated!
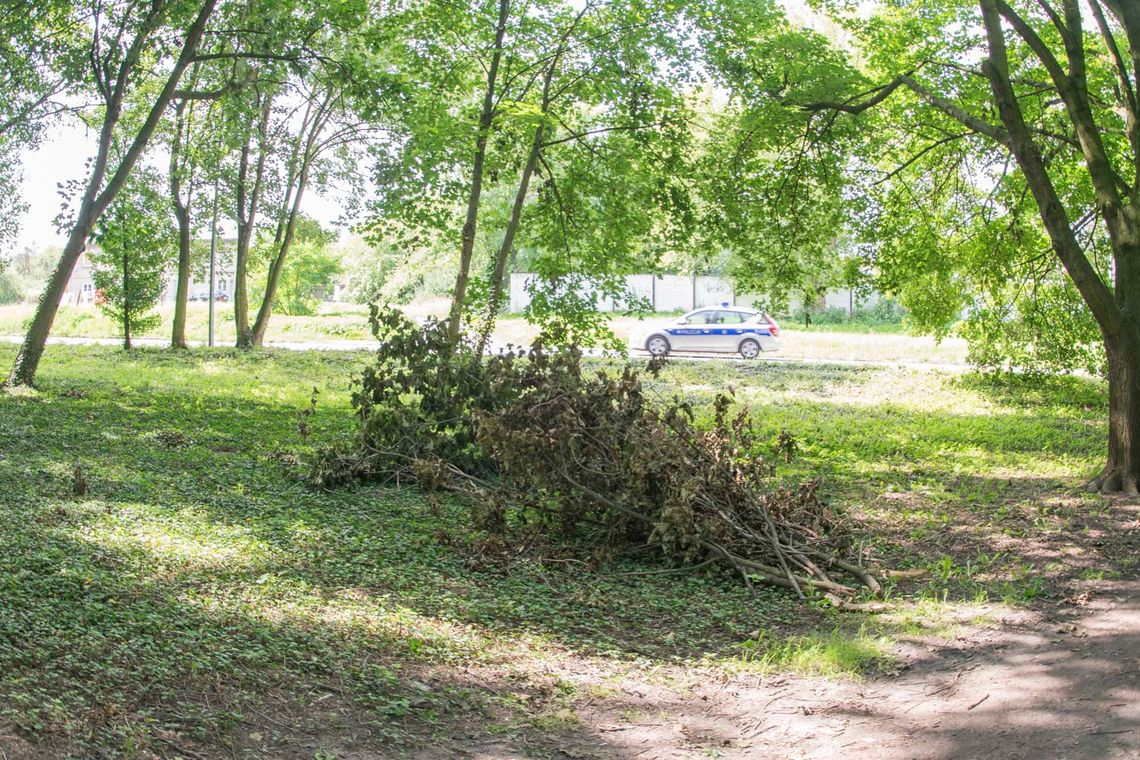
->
[739,338,761,359]
[646,335,670,357]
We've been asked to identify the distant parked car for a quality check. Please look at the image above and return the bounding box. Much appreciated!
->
[630,305,780,359]
[215,293,229,303]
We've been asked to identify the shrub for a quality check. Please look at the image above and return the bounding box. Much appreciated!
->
[0,269,23,304]
[788,299,908,327]
[316,306,883,606]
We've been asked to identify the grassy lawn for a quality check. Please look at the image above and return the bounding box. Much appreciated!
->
[0,302,375,344]
[0,345,1116,758]
[0,301,967,365]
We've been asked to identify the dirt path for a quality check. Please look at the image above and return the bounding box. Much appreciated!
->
[442,582,1121,760]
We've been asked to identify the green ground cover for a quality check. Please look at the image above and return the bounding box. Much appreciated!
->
[0,346,1111,758]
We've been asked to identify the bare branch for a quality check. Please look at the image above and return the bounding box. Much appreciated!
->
[873,131,976,186]
[901,76,1012,147]
[540,120,667,148]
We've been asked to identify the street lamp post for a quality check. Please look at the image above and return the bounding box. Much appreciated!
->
[208,177,219,347]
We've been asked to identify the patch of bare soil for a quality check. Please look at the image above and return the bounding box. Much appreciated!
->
[554,585,1139,759]
[317,495,1140,759]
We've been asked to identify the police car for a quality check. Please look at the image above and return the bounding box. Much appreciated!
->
[631,305,780,359]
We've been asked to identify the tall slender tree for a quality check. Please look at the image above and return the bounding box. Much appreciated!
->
[7,0,219,387]
[371,0,698,347]
[227,85,275,348]
[168,59,251,349]
[449,0,511,341]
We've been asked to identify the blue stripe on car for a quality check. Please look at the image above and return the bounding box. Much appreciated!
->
[664,328,771,336]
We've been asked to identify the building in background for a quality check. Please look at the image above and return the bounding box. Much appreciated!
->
[63,240,239,305]
[61,250,97,305]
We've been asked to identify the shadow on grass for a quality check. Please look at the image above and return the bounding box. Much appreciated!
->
[0,514,637,759]
[0,345,1129,758]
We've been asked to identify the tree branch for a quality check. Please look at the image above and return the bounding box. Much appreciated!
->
[798,73,913,114]
[541,120,667,148]
[900,76,1012,147]
[1088,0,1140,182]
[873,131,975,186]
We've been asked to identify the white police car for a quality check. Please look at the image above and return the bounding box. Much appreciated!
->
[631,305,780,359]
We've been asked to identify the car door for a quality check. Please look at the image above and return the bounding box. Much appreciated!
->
[713,310,747,351]
[668,310,716,350]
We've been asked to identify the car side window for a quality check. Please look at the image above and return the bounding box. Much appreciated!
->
[718,311,745,324]
[686,311,715,324]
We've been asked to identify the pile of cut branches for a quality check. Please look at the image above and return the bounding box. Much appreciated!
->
[316,306,884,607]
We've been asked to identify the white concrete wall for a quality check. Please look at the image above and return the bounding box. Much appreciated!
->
[509,273,538,312]
[652,275,694,311]
[507,274,884,315]
[743,288,882,315]
[509,273,739,313]
[623,274,655,310]
[695,276,734,308]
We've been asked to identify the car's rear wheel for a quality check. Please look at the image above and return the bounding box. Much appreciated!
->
[739,339,761,359]
[646,335,670,357]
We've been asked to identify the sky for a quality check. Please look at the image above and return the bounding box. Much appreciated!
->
[14,122,351,254]
[15,125,95,253]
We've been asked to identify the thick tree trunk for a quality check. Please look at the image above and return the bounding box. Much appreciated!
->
[8,223,93,385]
[448,0,510,342]
[1090,330,1140,495]
[977,0,1140,492]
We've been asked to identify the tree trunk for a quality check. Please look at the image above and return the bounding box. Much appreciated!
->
[448,0,510,342]
[233,95,273,349]
[249,171,309,347]
[170,101,192,349]
[8,223,94,385]
[469,4,584,353]
[1089,329,1140,495]
[171,203,192,348]
[977,0,1140,492]
[476,124,543,355]
[122,249,132,351]
[249,93,330,348]
[233,225,252,347]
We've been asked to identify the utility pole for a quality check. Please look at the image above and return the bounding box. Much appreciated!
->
[208,177,219,347]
